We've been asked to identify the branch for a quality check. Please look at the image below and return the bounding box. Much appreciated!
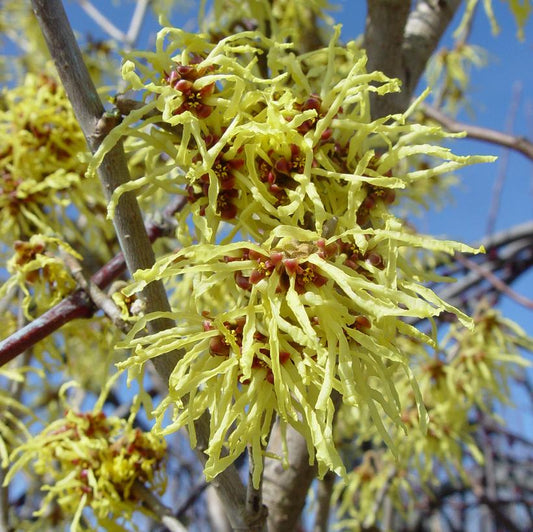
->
[401,0,463,111]
[364,0,462,117]
[31,0,171,354]
[75,0,127,42]
[126,0,151,47]
[131,482,188,532]
[364,0,411,118]
[245,443,268,530]
[262,420,317,530]
[28,3,251,529]
[486,82,522,235]
[175,481,209,519]
[0,289,95,367]
[435,221,533,310]
[454,252,533,311]
[62,253,130,334]
[421,102,533,161]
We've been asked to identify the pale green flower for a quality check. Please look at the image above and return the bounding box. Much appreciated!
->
[332,301,532,529]
[6,392,167,531]
[0,235,81,318]
[0,72,107,242]
[91,24,495,487]
[119,223,482,485]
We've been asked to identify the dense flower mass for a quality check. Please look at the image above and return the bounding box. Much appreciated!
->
[96,27,488,244]
[95,26,498,486]
[6,407,167,531]
[0,235,80,318]
[0,73,107,242]
[333,303,532,529]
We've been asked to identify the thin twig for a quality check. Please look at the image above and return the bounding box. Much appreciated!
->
[528,101,533,218]
[454,252,533,310]
[421,102,533,161]
[486,82,522,236]
[75,0,127,42]
[62,253,130,334]
[126,0,150,47]
[131,482,188,532]
[175,481,209,519]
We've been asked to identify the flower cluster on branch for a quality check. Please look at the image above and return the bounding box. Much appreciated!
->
[91,26,498,486]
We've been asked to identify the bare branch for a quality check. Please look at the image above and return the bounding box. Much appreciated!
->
[435,221,533,310]
[175,481,209,519]
[486,82,522,235]
[75,0,127,42]
[421,102,533,162]
[0,289,95,367]
[32,0,176,378]
[313,471,335,532]
[62,253,130,334]
[402,0,463,110]
[454,252,533,311]
[127,0,151,47]
[364,0,411,117]
[263,422,317,531]
[131,482,188,532]
[364,0,462,117]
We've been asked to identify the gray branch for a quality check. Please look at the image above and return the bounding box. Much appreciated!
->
[263,421,318,531]
[421,102,533,161]
[30,2,250,529]
[365,0,463,117]
[364,0,411,117]
[31,0,176,378]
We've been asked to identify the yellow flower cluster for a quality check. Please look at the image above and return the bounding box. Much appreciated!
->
[95,26,489,244]
[0,235,80,318]
[6,408,167,531]
[0,72,108,246]
[95,24,498,487]
[333,303,532,528]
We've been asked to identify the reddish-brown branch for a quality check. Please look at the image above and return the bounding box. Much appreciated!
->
[421,102,533,161]
[0,197,186,367]
[0,290,94,367]
[454,252,533,310]
[0,254,127,366]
